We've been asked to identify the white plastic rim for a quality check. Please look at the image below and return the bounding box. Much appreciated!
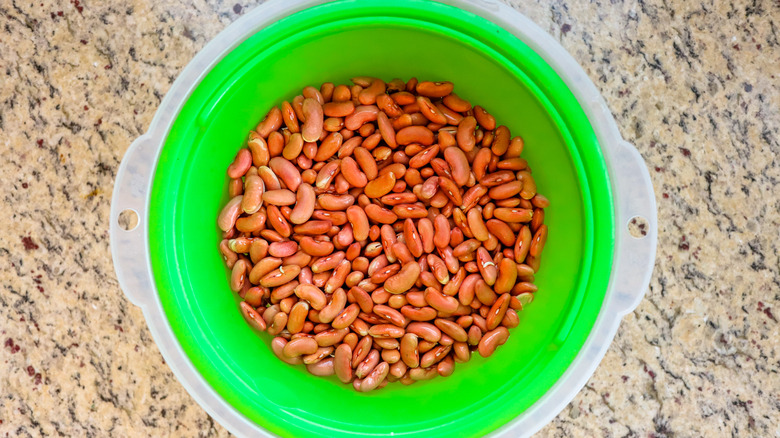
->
[109,0,658,436]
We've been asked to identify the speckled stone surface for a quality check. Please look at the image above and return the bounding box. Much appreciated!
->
[1,0,778,437]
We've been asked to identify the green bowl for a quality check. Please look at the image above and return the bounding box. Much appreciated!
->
[110,1,657,437]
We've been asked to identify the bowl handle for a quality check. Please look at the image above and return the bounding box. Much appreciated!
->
[110,135,158,308]
[607,141,658,315]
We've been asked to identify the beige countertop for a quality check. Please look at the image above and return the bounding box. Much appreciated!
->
[1,0,778,436]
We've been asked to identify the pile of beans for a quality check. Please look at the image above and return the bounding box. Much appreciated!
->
[217,77,548,392]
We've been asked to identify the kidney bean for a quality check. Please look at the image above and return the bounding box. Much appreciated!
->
[322,117,344,132]
[267,312,288,336]
[315,327,349,347]
[373,338,400,352]
[398,304,435,322]
[442,93,471,112]
[248,257,281,284]
[286,301,309,334]
[478,171,513,188]
[465,209,489,242]
[262,189,296,206]
[472,105,495,131]
[346,270,364,288]
[302,86,325,105]
[291,283,325,310]
[400,333,420,368]
[255,106,282,138]
[396,126,434,146]
[437,177,462,206]
[452,239,479,258]
[311,210,347,227]
[434,318,468,343]
[271,280,299,303]
[255,167,280,192]
[373,305,406,327]
[357,79,385,105]
[501,308,519,328]
[364,242,384,258]
[382,348,401,364]
[390,358,408,380]
[460,185,485,213]
[371,264,401,285]
[473,279,497,308]
[239,173,263,215]
[494,257,518,295]
[493,207,533,223]
[281,132,303,160]
[279,101,300,133]
[359,361,389,392]
[478,326,509,357]
[368,324,405,339]
[217,195,244,232]
[271,337,302,365]
[325,303,360,331]
[329,84,350,102]
[376,93,402,117]
[220,240,239,269]
[240,301,267,332]
[333,344,354,383]
[268,131,285,157]
[381,262,420,295]
[301,98,323,142]
[344,105,379,131]
[513,225,533,264]
[344,206,369,242]
[408,144,439,169]
[427,216,450,251]
[414,96,445,125]
[284,250,312,268]
[339,157,366,188]
[297,236,331,257]
[420,345,451,368]
[323,101,355,118]
[351,335,373,368]
[415,81,453,98]
[247,133,270,167]
[475,247,498,286]
[324,259,351,293]
[400,219,421,258]
[455,116,477,152]
[355,349,381,379]
[305,356,334,376]
[246,239,268,264]
[437,246,460,274]
[267,157,301,192]
[409,367,438,381]
[486,293,511,331]
[268,241,298,258]
[433,102,463,126]
[441,147,468,186]
[401,291,424,309]
[488,180,522,200]
[265,205,291,237]
[424,287,459,314]
[529,224,548,258]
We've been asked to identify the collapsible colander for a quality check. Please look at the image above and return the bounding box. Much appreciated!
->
[110,0,657,436]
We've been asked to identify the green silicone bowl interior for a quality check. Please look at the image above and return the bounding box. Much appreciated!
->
[149,1,614,437]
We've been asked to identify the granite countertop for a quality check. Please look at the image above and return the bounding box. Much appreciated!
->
[1,0,778,436]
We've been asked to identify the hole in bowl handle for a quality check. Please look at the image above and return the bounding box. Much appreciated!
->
[110,135,158,308]
[608,141,658,315]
